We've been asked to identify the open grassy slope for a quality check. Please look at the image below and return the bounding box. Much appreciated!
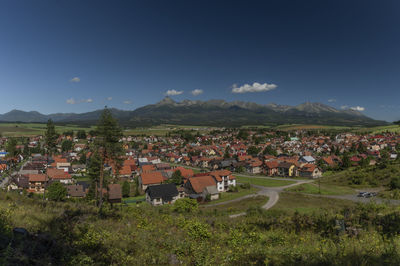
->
[3,191,400,265]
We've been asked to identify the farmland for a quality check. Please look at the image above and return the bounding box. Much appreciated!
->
[0,123,94,137]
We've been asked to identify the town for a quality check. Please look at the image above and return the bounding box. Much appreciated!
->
[2,119,399,208]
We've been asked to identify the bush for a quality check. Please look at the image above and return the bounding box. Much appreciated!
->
[229,185,238,192]
[186,221,211,239]
[122,181,130,198]
[240,182,251,189]
[390,177,400,190]
[46,182,67,201]
[173,198,198,213]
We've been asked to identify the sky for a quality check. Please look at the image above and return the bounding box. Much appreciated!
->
[0,0,400,121]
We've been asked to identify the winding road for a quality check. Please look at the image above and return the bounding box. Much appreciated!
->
[172,162,400,218]
[204,176,314,218]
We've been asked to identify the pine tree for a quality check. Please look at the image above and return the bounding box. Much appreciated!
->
[45,119,58,155]
[94,107,124,210]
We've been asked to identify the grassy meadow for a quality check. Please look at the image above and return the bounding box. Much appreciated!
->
[0,123,94,137]
[285,182,355,195]
[235,175,295,187]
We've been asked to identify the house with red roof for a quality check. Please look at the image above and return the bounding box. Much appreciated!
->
[47,168,72,184]
[28,174,48,193]
[264,160,279,176]
[298,164,322,179]
[184,175,218,200]
[139,171,166,190]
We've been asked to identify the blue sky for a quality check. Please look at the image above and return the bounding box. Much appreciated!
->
[0,0,399,121]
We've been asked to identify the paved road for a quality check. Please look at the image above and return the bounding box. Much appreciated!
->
[203,177,314,218]
[170,163,400,216]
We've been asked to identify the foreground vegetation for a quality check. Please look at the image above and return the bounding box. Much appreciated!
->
[4,192,400,265]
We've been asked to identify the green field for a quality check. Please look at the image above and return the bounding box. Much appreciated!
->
[123,124,218,136]
[272,192,356,214]
[239,123,400,134]
[285,182,355,195]
[0,122,218,137]
[203,186,259,204]
[0,123,94,136]
[235,175,295,187]
[364,124,400,134]
[201,195,268,215]
[274,124,352,131]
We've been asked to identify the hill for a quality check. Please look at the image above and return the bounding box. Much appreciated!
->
[2,191,400,265]
[0,98,388,127]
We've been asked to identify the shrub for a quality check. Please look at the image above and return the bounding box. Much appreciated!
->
[240,182,251,189]
[46,182,67,201]
[173,198,198,213]
[186,221,211,239]
[122,181,130,198]
[390,177,400,190]
[229,185,238,192]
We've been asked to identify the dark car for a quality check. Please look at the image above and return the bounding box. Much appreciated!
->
[357,192,367,197]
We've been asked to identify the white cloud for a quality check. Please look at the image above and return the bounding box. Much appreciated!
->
[66,98,93,104]
[123,100,132,104]
[340,105,365,112]
[328,98,336,103]
[350,106,365,111]
[231,82,277,93]
[191,89,203,96]
[107,97,113,101]
[165,89,184,96]
[70,77,80,83]
[66,98,76,104]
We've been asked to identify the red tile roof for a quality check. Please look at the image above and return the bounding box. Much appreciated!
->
[141,171,165,185]
[188,176,216,194]
[47,168,71,179]
[28,174,48,182]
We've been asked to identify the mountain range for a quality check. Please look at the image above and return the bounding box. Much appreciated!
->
[0,97,387,127]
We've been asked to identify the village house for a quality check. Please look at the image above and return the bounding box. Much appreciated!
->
[264,160,279,176]
[145,183,180,206]
[246,158,263,174]
[298,164,322,179]
[67,184,87,198]
[8,175,29,191]
[184,175,218,201]
[28,174,48,193]
[209,169,236,192]
[47,168,73,184]
[107,184,122,204]
[203,185,220,200]
[277,162,297,177]
[139,171,166,190]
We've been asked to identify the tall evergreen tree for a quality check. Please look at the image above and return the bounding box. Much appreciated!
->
[45,119,58,155]
[94,107,124,210]
[6,138,18,158]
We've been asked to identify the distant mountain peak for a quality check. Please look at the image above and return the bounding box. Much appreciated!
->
[157,96,176,105]
[0,99,385,126]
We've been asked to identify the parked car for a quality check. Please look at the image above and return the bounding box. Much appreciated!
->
[357,192,376,198]
[357,192,368,197]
